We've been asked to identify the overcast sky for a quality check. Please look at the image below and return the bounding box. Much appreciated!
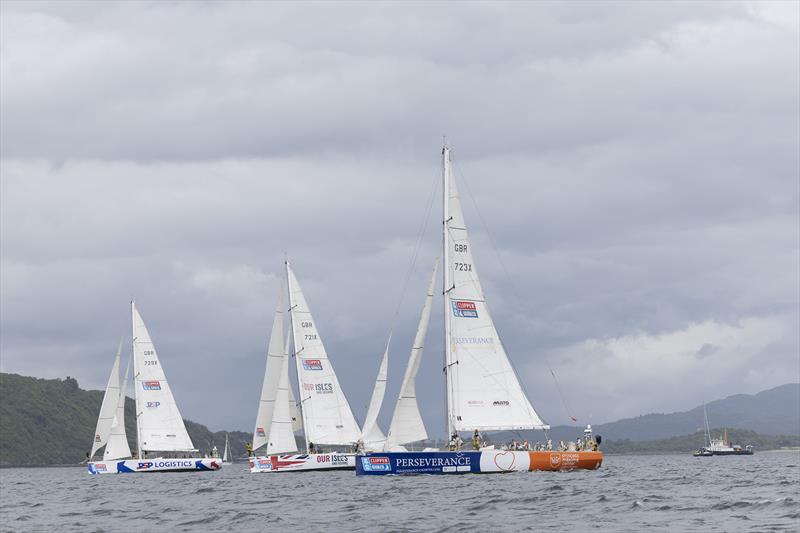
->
[1,1,798,436]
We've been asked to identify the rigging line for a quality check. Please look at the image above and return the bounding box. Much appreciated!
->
[386,165,440,333]
[452,158,578,425]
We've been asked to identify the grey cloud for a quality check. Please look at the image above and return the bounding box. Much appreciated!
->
[1,1,797,432]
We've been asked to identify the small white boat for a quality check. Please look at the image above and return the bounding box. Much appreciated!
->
[249,268,359,472]
[87,302,222,474]
[222,434,232,465]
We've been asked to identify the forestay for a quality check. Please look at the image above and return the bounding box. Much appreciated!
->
[360,338,389,451]
[252,291,288,452]
[442,147,547,432]
[385,259,439,450]
[132,302,196,453]
[286,261,361,446]
[104,355,132,460]
[90,343,123,459]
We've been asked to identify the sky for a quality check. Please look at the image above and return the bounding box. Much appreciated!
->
[1,1,798,436]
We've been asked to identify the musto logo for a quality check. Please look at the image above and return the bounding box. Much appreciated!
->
[302,359,323,371]
[94,433,101,442]
[451,300,478,318]
[142,380,161,390]
[361,456,391,472]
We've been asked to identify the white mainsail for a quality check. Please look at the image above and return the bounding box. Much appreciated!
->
[90,342,123,459]
[252,292,287,452]
[286,260,361,448]
[442,147,548,433]
[132,302,196,454]
[385,259,439,450]
[284,331,304,434]
[360,338,389,451]
[104,355,132,460]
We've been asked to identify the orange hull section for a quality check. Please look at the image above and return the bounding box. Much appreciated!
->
[528,451,603,471]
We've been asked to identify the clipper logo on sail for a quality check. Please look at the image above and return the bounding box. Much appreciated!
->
[302,359,323,371]
[142,381,161,390]
[452,301,478,318]
[256,427,266,437]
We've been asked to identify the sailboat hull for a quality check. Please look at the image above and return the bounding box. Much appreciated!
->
[355,450,603,475]
[249,453,355,473]
[87,458,222,474]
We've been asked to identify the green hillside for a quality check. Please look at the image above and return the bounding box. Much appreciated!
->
[601,428,800,454]
[0,373,250,466]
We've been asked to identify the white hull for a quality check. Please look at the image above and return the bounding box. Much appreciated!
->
[87,457,222,474]
[249,453,354,473]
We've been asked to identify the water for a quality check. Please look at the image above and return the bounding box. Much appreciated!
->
[2,452,798,532]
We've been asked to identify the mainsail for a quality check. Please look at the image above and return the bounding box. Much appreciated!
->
[385,259,439,450]
[132,302,196,454]
[442,147,548,433]
[104,355,132,460]
[360,338,389,451]
[286,260,361,447]
[252,292,289,452]
[89,342,123,459]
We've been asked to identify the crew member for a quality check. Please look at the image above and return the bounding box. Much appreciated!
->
[472,429,481,450]
[245,442,253,457]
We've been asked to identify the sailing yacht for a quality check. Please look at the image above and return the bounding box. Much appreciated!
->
[222,434,232,464]
[356,146,604,475]
[87,302,221,474]
[249,265,359,472]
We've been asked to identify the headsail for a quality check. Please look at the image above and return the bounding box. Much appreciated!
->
[286,260,361,447]
[360,337,389,451]
[252,291,288,452]
[222,434,230,462]
[385,259,439,450]
[104,354,132,460]
[90,341,123,459]
[132,302,196,453]
[285,331,303,433]
[442,147,547,433]
[267,336,300,454]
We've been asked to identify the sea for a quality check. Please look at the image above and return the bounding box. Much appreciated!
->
[1,452,798,532]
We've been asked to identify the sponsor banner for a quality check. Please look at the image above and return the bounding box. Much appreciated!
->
[451,300,478,318]
[249,453,354,473]
[89,458,221,474]
[301,359,323,371]
[356,452,482,475]
[478,451,530,473]
[142,380,161,391]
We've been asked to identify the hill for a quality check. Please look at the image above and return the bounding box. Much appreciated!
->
[492,383,800,445]
[600,428,800,454]
[0,373,250,466]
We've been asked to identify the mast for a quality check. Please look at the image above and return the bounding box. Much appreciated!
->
[131,300,142,460]
[442,144,453,439]
[286,259,310,454]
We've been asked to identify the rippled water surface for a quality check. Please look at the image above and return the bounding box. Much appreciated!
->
[2,452,799,532]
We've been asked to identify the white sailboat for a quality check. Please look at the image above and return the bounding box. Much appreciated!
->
[88,302,222,474]
[222,434,232,464]
[356,145,603,475]
[249,265,358,472]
